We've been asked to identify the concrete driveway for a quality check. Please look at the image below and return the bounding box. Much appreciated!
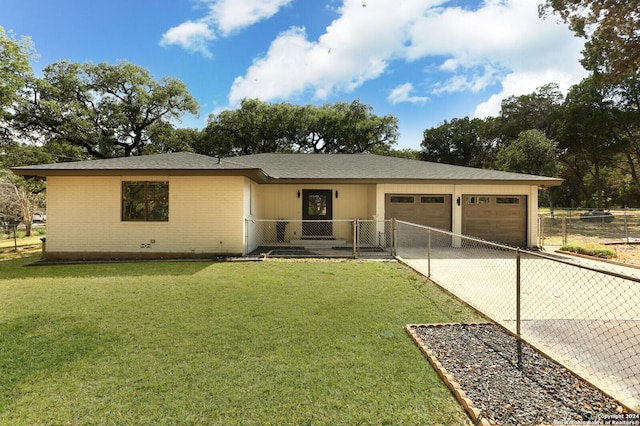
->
[398,246,640,412]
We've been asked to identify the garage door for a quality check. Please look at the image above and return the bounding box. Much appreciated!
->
[385,194,452,230]
[462,195,527,246]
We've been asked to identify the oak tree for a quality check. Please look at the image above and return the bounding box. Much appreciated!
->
[15,61,199,158]
[0,27,36,143]
[200,99,398,157]
[540,0,640,78]
[420,117,495,167]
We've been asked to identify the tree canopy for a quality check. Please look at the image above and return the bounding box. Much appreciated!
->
[13,60,199,158]
[539,0,640,78]
[199,99,398,157]
[0,27,34,109]
[420,117,495,167]
[495,130,557,177]
[0,26,36,142]
[497,83,564,141]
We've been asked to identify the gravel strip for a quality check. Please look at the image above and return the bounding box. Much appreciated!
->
[409,324,629,425]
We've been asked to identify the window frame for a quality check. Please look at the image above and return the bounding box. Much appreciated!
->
[121,181,169,222]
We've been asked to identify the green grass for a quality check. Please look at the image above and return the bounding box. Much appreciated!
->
[0,257,483,425]
[0,228,45,253]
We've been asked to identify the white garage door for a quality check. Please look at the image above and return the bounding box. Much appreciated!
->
[462,195,527,246]
[385,194,452,230]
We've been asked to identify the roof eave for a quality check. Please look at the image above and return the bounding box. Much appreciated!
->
[10,167,270,182]
[259,177,564,186]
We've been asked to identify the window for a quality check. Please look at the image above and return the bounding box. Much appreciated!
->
[122,181,169,221]
[421,196,445,204]
[466,196,491,204]
[390,196,415,203]
[496,197,520,204]
[307,193,328,216]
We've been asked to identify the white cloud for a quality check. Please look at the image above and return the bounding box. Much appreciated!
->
[160,0,586,118]
[226,0,586,112]
[388,83,428,104]
[432,65,502,94]
[404,0,588,115]
[211,0,294,35]
[160,0,292,56]
[405,0,587,91]
[160,21,216,58]
[229,27,316,103]
[229,0,428,105]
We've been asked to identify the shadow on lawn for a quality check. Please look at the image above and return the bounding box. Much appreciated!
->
[0,254,214,279]
[0,313,120,414]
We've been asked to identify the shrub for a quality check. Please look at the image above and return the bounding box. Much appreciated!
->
[560,244,617,259]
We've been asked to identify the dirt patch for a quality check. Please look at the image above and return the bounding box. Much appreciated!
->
[609,245,640,265]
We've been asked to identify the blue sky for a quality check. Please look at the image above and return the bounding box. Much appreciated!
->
[1,0,587,150]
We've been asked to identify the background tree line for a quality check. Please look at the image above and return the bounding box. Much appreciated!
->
[420,74,640,209]
[1,0,639,229]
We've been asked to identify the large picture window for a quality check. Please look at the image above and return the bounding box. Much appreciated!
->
[122,181,169,221]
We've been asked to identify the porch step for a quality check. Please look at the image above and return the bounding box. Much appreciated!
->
[290,239,347,248]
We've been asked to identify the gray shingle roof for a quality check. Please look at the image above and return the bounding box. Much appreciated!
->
[12,152,236,171]
[225,153,560,182]
[12,151,563,185]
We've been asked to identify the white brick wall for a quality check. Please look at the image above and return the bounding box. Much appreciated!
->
[46,175,246,255]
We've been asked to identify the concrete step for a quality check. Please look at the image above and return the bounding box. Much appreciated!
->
[290,239,347,248]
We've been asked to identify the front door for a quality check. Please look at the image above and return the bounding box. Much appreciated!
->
[302,189,333,236]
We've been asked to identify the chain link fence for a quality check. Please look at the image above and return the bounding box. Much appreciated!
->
[396,220,640,412]
[539,210,640,246]
[244,219,393,258]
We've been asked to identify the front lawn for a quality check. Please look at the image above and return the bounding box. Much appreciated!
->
[0,256,483,425]
[0,228,45,258]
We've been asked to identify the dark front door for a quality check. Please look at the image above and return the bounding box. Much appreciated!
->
[302,189,333,236]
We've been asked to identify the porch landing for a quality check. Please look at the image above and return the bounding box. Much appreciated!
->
[290,239,347,248]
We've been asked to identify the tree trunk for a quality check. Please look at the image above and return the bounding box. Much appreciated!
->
[625,151,640,199]
[593,164,603,208]
[546,188,555,218]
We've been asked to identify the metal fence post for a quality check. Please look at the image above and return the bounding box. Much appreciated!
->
[562,216,568,246]
[427,228,431,278]
[516,248,523,370]
[243,217,248,256]
[352,218,357,258]
[391,218,397,257]
[12,224,17,251]
[624,211,629,243]
[516,248,521,338]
